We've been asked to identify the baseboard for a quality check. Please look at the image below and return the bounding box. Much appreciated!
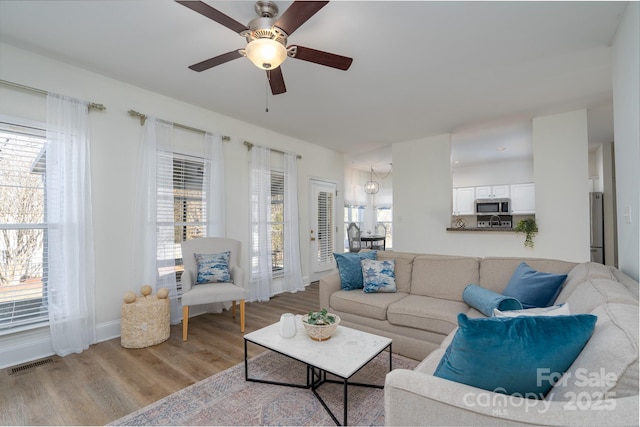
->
[0,319,122,370]
[0,326,53,370]
[96,319,121,343]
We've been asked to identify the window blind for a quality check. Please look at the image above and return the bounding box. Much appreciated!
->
[156,152,207,287]
[271,171,284,273]
[316,190,334,267]
[0,122,49,332]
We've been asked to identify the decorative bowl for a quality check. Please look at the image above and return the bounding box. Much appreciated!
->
[301,313,340,341]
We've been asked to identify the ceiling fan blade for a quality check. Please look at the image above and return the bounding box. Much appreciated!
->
[189,50,243,72]
[267,67,286,95]
[176,1,248,34]
[290,45,353,71]
[274,1,329,36]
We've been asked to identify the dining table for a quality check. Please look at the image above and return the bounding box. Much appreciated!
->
[360,234,386,250]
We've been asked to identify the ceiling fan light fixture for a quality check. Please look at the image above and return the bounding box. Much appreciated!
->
[245,38,287,70]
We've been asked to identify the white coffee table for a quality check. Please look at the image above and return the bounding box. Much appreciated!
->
[244,315,393,426]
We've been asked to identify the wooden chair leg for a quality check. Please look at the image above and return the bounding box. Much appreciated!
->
[240,299,245,332]
[231,300,236,318]
[182,306,189,341]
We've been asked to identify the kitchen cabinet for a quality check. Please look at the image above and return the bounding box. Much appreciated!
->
[510,183,535,214]
[475,185,509,199]
[452,187,475,215]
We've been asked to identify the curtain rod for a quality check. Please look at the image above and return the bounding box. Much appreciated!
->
[244,141,302,159]
[127,109,230,141]
[0,79,107,111]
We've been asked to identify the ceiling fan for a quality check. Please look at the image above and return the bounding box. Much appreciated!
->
[176,0,353,95]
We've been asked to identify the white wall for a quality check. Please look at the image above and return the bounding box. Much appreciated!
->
[601,143,618,267]
[452,158,534,188]
[0,43,345,368]
[532,109,590,262]
[612,2,640,281]
[392,110,591,261]
[393,134,452,254]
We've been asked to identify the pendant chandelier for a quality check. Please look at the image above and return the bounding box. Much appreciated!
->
[364,166,379,194]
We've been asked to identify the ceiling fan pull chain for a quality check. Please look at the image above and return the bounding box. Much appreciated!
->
[265,71,270,112]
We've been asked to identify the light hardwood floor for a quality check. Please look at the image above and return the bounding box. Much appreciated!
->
[0,283,320,426]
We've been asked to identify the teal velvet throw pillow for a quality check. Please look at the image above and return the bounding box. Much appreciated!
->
[433,313,597,398]
[502,262,567,308]
[333,251,377,290]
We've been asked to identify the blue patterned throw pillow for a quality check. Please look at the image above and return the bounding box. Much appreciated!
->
[361,259,397,293]
[195,251,231,284]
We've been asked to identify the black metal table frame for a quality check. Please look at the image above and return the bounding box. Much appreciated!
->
[244,339,392,426]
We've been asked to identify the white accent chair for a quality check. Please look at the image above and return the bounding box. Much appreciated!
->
[180,237,246,341]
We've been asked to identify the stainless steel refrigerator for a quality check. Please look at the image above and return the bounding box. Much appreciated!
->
[590,192,604,264]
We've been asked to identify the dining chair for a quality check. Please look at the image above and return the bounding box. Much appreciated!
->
[347,222,362,252]
[373,222,387,250]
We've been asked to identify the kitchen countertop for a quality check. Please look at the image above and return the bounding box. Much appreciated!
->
[446,227,515,232]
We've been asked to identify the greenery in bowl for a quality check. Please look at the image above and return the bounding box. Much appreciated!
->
[515,217,538,248]
[304,308,337,325]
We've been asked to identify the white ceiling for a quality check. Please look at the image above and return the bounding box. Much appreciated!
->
[0,1,624,171]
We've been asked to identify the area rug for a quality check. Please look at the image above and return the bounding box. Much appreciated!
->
[110,350,418,426]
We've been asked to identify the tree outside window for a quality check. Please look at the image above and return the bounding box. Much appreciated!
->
[0,125,49,330]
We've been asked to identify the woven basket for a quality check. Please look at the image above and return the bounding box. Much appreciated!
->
[121,295,170,348]
[301,313,340,341]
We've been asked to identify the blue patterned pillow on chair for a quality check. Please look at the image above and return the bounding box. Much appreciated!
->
[361,259,397,293]
[195,251,231,284]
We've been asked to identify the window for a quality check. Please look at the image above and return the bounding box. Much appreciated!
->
[271,171,284,275]
[157,152,206,285]
[172,156,206,247]
[343,204,364,251]
[0,121,48,332]
[342,204,393,250]
[376,206,393,249]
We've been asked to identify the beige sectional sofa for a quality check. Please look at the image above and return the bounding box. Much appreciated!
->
[318,251,639,426]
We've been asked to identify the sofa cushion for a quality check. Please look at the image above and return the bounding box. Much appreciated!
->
[548,303,639,401]
[502,262,567,308]
[376,251,416,293]
[493,303,570,317]
[329,290,407,321]
[411,256,480,301]
[462,284,522,317]
[479,257,576,294]
[387,295,466,336]
[565,278,638,314]
[610,267,640,299]
[415,347,446,375]
[555,262,616,304]
[433,313,597,398]
[333,251,377,290]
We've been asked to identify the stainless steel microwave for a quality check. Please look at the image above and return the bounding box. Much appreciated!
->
[475,198,510,215]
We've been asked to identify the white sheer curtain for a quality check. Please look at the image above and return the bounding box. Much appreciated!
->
[248,146,273,302]
[199,132,230,314]
[133,117,181,324]
[46,93,96,357]
[204,132,225,237]
[282,152,304,292]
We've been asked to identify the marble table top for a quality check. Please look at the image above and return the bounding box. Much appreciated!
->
[244,314,392,378]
